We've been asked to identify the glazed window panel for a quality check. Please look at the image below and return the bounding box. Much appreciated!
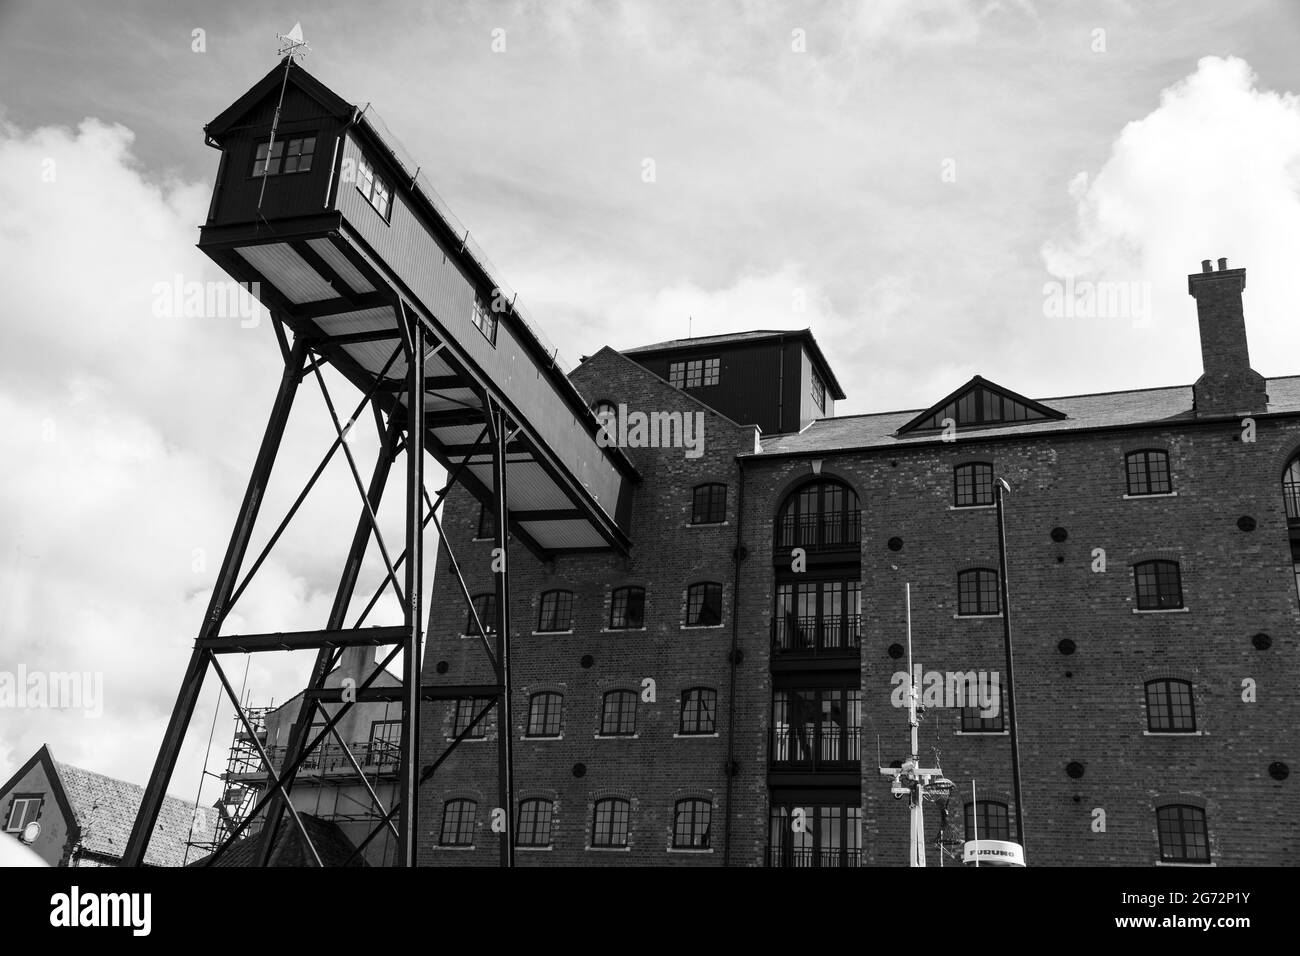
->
[1134,560,1183,609]
[599,690,637,736]
[1145,679,1196,732]
[537,590,574,632]
[672,799,711,849]
[609,586,646,629]
[1156,805,1209,863]
[591,798,631,847]
[466,593,497,635]
[526,692,563,737]
[964,800,1012,842]
[686,582,723,627]
[954,463,994,507]
[516,799,554,847]
[439,799,476,846]
[957,569,1000,615]
[1126,450,1172,496]
[691,483,727,524]
[679,687,717,735]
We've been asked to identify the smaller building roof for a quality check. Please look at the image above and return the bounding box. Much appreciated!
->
[622,329,847,400]
[54,760,217,868]
[189,814,365,867]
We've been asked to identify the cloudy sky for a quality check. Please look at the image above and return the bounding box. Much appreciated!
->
[1,0,1299,805]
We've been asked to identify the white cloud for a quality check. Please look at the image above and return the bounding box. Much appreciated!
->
[1042,55,1300,374]
[0,117,412,806]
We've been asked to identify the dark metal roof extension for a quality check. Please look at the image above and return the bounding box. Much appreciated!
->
[622,328,847,401]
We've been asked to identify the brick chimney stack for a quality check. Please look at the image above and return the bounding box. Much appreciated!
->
[1187,257,1268,416]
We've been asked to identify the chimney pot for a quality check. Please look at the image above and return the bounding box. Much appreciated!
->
[1201,259,1212,273]
[1218,257,1228,271]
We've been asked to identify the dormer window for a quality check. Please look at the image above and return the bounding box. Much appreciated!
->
[898,377,1064,435]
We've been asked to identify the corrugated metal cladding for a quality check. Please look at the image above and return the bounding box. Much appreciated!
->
[430,424,490,447]
[236,243,337,304]
[421,390,479,412]
[313,306,397,337]
[307,238,375,293]
[518,520,608,549]
[466,461,573,511]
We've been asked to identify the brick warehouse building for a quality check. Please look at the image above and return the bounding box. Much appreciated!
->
[416,258,1296,867]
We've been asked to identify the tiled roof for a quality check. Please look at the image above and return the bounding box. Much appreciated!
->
[188,814,366,867]
[754,375,1300,457]
[54,761,217,868]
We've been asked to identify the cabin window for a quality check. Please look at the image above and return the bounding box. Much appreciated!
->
[356,157,393,221]
[668,357,720,388]
[811,371,826,413]
[252,134,316,176]
[472,295,498,346]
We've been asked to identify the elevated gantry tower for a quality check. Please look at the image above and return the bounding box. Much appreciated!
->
[125,55,637,867]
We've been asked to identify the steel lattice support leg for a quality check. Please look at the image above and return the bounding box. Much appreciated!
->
[398,302,424,867]
[489,400,516,867]
[123,337,308,866]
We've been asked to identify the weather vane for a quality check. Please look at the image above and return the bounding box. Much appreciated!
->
[276,22,310,60]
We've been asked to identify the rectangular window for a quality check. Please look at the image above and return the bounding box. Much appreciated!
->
[1156,805,1210,863]
[609,586,646,629]
[471,296,498,346]
[366,719,402,764]
[4,796,42,832]
[811,371,826,413]
[476,503,495,540]
[690,483,727,524]
[526,692,563,737]
[355,157,393,220]
[679,688,717,735]
[439,800,476,846]
[1146,680,1196,732]
[1126,450,1172,495]
[960,687,1006,733]
[451,697,491,738]
[1134,561,1183,610]
[957,569,1000,615]
[954,463,994,507]
[685,582,723,627]
[667,358,720,389]
[770,687,861,768]
[964,800,1012,842]
[591,798,631,848]
[253,135,315,176]
[766,803,861,867]
[673,799,712,849]
[600,690,637,736]
[516,799,554,847]
[466,593,497,636]
[537,591,574,632]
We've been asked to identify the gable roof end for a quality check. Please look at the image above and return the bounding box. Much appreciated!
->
[896,375,1067,435]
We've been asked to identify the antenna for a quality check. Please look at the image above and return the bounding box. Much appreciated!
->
[257,24,312,216]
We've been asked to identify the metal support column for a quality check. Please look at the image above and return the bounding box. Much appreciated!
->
[124,336,308,866]
[490,400,516,867]
[398,302,424,867]
[994,478,1026,860]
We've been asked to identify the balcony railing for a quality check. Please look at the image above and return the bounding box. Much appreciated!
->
[238,740,402,777]
[770,726,862,771]
[772,614,862,654]
[765,846,862,867]
[777,510,862,552]
[1285,481,1300,521]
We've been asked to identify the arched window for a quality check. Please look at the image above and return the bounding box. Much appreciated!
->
[439,799,477,846]
[1126,449,1172,496]
[1145,679,1195,733]
[525,692,563,737]
[1283,456,1300,519]
[516,798,554,847]
[599,690,637,736]
[679,688,717,735]
[1133,560,1183,610]
[954,462,994,507]
[466,593,496,635]
[964,800,1011,842]
[776,479,861,551]
[1156,805,1210,863]
[537,590,574,632]
[685,582,723,627]
[957,568,1000,616]
[691,483,727,524]
[591,798,631,847]
[673,799,712,849]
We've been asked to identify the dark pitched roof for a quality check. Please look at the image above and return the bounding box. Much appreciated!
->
[53,760,218,868]
[621,329,847,400]
[205,58,354,141]
[752,375,1300,457]
[188,814,366,868]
